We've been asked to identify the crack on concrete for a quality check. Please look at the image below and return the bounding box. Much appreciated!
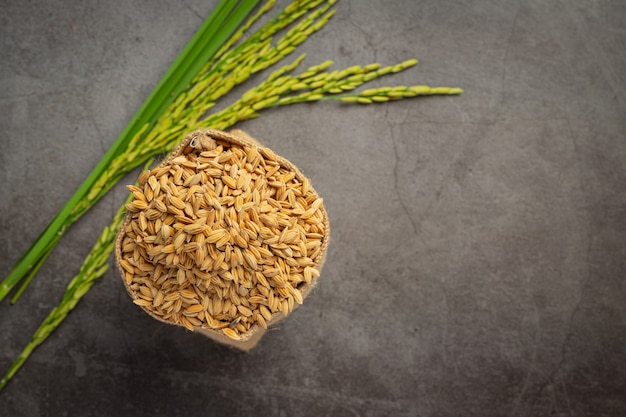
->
[510,305,541,417]
[348,16,378,62]
[499,8,521,108]
[79,86,107,156]
[384,106,418,235]
[440,284,452,367]
[179,0,204,22]
[560,372,574,417]
[92,115,106,156]
[417,175,446,231]
[530,112,593,413]
[116,288,137,370]
[533,296,581,411]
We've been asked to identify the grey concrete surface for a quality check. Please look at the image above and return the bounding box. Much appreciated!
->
[1,0,625,416]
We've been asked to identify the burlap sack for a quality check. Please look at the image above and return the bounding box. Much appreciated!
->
[115,129,330,350]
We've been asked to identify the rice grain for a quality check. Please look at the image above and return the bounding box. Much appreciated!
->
[117,130,328,342]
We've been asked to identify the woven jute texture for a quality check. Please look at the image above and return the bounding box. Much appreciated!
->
[114,129,330,350]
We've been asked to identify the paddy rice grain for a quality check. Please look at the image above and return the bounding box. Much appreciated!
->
[120,138,326,339]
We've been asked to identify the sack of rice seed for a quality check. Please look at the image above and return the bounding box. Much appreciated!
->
[114,129,330,350]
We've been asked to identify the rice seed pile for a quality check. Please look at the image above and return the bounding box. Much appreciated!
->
[118,136,326,340]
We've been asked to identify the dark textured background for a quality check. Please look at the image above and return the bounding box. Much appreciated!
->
[1,0,625,416]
